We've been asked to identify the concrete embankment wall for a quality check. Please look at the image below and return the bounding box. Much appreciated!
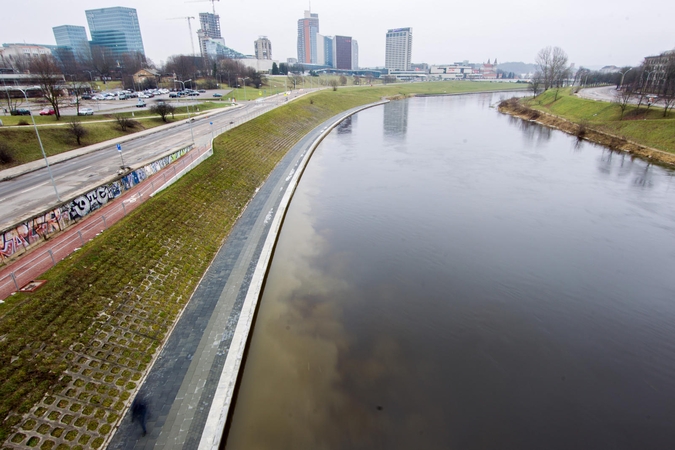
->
[1,144,194,264]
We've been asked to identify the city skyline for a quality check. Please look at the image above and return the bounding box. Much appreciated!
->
[0,0,673,69]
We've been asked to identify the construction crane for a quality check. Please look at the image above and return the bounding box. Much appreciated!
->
[167,16,197,57]
[185,0,220,15]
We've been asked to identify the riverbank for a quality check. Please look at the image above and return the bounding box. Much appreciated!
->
[498,89,675,167]
[0,82,525,448]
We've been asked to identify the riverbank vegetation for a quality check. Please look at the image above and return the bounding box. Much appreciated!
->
[500,88,675,165]
[0,81,524,447]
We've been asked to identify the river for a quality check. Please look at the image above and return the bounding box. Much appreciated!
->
[224,92,675,449]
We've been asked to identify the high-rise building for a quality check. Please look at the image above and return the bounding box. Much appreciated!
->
[351,39,359,70]
[316,34,325,65]
[52,25,91,62]
[85,7,145,56]
[297,10,319,64]
[197,12,227,58]
[385,27,413,71]
[254,36,272,60]
[334,35,352,70]
[323,36,333,67]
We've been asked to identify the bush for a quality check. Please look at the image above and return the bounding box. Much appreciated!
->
[0,142,14,164]
[114,115,140,132]
[17,120,29,126]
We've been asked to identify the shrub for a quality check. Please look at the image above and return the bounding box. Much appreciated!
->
[17,120,29,126]
[0,142,14,164]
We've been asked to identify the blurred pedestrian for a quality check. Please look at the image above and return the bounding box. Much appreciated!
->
[131,397,148,436]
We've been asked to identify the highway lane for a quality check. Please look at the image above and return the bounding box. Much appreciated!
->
[0,96,287,228]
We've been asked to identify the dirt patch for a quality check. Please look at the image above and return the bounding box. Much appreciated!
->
[498,98,675,168]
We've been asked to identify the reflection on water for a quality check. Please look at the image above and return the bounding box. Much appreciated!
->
[383,99,409,137]
[225,94,675,449]
[336,115,353,134]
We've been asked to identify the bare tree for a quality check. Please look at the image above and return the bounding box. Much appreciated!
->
[329,79,338,91]
[68,120,88,145]
[614,85,634,120]
[68,82,91,116]
[115,114,138,132]
[530,71,543,97]
[535,46,570,95]
[339,75,347,86]
[28,55,66,119]
[151,102,176,122]
[659,58,675,117]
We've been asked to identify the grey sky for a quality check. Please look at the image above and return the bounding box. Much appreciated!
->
[1,0,673,69]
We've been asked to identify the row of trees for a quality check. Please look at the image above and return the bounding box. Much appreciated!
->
[614,58,675,118]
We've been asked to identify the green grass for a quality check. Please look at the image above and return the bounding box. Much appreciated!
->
[523,88,675,153]
[0,81,524,445]
[0,102,233,169]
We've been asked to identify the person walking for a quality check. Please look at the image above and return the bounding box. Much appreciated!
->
[131,397,148,436]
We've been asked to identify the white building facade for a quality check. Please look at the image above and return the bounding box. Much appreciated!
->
[385,27,412,71]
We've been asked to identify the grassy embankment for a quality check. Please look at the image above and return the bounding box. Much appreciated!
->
[505,88,675,156]
[0,81,524,448]
[0,102,229,169]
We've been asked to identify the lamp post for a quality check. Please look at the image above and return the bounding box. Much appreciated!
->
[238,77,249,101]
[618,67,633,90]
[175,78,194,143]
[17,87,61,201]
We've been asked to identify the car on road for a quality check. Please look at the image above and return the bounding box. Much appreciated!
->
[11,108,31,116]
[78,108,94,116]
[198,89,206,93]
[213,93,223,97]
[39,107,55,115]
[137,99,147,108]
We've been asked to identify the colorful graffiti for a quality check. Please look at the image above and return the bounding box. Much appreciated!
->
[1,145,192,263]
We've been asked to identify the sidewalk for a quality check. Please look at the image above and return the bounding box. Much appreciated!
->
[0,144,212,302]
[106,102,386,450]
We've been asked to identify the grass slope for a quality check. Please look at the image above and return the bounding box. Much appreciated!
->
[524,89,675,154]
[0,82,524,447]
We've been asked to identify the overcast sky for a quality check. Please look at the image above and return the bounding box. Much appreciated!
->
[1,0,673,69]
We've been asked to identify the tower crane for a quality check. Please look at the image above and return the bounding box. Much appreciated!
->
[167,16,197,56]
[185,0,220,15]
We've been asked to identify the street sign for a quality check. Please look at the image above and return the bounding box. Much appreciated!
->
[210,122,213,125]
[116,144,122,152]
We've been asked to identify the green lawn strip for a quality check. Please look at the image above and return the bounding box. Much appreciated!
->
[0,82,522,445]
[0,120,166,168]
[522,88,675,154]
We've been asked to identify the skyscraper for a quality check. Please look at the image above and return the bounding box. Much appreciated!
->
[85,7,145,56]
[385,27,413,71]
[197,12,227,58]
[297,10,319,64]
[334,35,352,70]
[254,36,272,60]
[351,39,359,70]
[52,25,91,62]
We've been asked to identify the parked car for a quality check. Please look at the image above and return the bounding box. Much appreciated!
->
[169,92,179,98]
[213,93,223,97]
[39,107,55,115]
[81,94,92,100]
[78,108,94,116]
[118,93,127,100]
[11,108,31,116]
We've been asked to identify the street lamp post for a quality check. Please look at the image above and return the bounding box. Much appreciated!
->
[618,67,633,90]
[238,77,249,101]
[175,78,195,143]
[17,87,61,201]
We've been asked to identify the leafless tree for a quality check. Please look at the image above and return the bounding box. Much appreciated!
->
[614,85,634,120]
[151,102,176,122]
[329,79,338,91]
[659,58,675,117]
[115,114,138,132]
[535,46,570,95]
[68,82,91,116]
[339,75,348,86]
[68,120,87,145]
[530,71,543,97]
[28,55,66,119]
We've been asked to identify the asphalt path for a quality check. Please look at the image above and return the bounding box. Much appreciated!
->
[576,85,663,107]
[0,92,305,230]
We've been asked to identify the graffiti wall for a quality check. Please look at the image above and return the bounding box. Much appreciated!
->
[1,145,192,263]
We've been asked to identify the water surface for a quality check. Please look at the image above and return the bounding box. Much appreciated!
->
[226,93,675,449]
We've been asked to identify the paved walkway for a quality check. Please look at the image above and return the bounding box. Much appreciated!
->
[106,103,385,449]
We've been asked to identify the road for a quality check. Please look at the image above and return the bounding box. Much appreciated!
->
[576,85,662,107]
[0,91,305,230]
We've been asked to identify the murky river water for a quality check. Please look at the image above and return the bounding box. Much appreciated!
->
[225,93,675,449]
